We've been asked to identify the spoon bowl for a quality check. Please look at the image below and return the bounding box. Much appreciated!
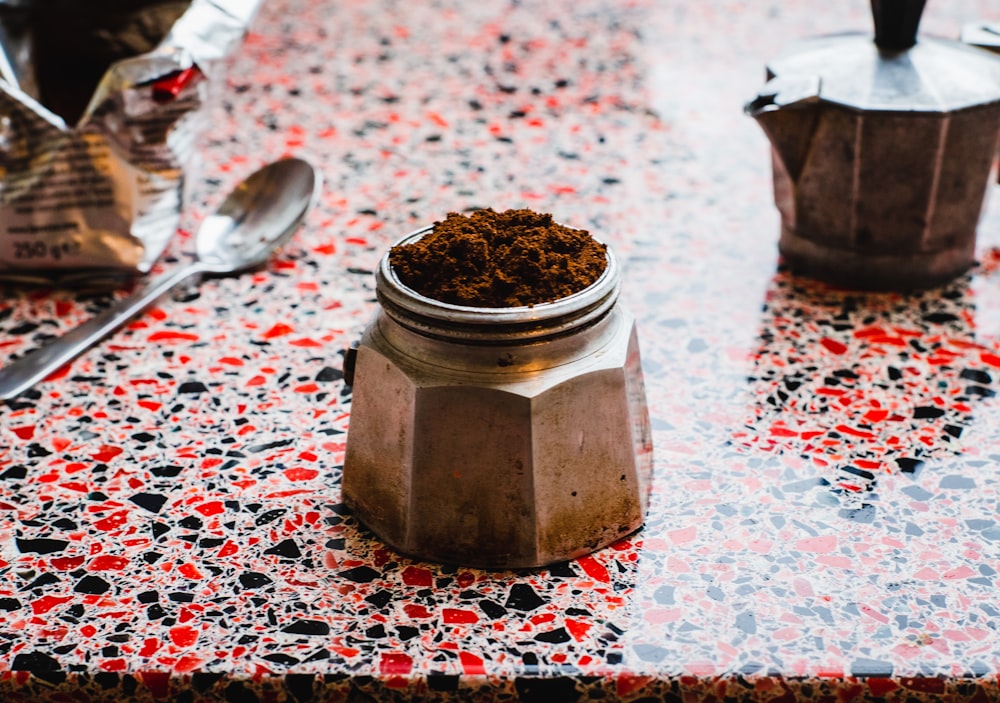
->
[198,157,319,272]
[0,157,321,401]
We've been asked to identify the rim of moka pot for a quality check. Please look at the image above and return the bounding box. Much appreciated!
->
[376,225,621,344]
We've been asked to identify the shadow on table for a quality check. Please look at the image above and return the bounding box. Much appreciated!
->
[733,265,999,519]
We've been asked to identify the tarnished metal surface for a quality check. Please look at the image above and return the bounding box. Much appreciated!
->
[343,232,653,569]
[0,0,263,286]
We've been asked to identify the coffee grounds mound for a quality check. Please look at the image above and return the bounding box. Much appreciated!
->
[389,209,607,308]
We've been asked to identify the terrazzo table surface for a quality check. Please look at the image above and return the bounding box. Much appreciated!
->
[3,0,1000,701]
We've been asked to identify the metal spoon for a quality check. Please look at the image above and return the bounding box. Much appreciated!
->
[0,157,321,401]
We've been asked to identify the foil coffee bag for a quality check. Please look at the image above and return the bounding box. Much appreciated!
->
[0,0,263,286]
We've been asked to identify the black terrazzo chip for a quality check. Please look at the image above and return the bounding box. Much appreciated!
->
[248,439,294,454]
[264,539,302,558]
[961,369,992,385]
[479,599,507,619]
[238,572,273,589]
[8,322,39,335]
[316,366,342,382]
[15,538,68,554]
[24,572,60,590]
[281,619,330,636]
[895,458,924,474]
[304,649,330,663]
[130,492,168,513]
[396,625,419,641]
[12,650,61,671]
[364,589,392,608]
[339,565,380,583]
[74,575,110,594]
[534,627,571,644]
[922,312,959,324]
[179,516,203,530]
[0,466,27,480]
[504,583,545,611]
[255,508,287,526]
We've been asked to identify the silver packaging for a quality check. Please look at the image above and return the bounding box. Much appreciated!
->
[0,0,263,286]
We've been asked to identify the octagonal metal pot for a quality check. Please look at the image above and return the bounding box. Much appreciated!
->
[341,226,653,569]
[745,0,1000,290]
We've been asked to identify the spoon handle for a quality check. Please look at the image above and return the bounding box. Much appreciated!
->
[0,263,200,401]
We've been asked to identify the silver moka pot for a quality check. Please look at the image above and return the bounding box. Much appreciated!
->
[746,0,1000,290]
[341,227,653,569]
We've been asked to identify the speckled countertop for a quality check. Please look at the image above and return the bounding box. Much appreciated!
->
[3,0,1000,701]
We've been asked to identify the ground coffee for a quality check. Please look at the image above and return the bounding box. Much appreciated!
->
[389,208,607,308]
